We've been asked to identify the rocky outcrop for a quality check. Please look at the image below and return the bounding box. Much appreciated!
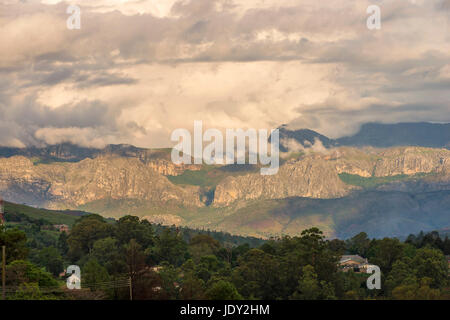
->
[0,155,203,209]
[213,155,354,206]
[146,159,201,176]
[0,146,449,214]
[332,146,450,176]
[213,147,450,207]
[372,147,450,176]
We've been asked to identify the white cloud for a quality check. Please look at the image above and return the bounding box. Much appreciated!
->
[0,0,448,148]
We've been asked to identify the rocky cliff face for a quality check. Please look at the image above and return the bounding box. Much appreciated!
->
[213,155,354,206]
[212,147,450,206]
[372,147,450,176]
[334,147,450,176]
[0,156,202,209]
[146,159,200,176]
[0,145,449,218]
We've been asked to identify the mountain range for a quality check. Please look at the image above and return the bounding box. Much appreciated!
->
[0,122,449,239]
[278,122,450,151]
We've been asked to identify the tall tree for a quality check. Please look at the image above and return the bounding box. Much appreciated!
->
[38,246,63,277]
[206,280,242,300]
[125,239,147,298]
[368,238,404,274]
[0,226,28,263]
[346,232,371,257]
[151,228,188,266]
[115,216,154,248]
[91,237,127,275]
[83,258,110,292]
[57,231,69,256]
[188,234,220,263]
[68,215,111,260]
[232,249,280,299]
[413,247,448,288]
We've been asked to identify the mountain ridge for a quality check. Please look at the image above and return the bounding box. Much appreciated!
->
[1,122,449,162]
[278,122,450,151]
[0,122,449,239]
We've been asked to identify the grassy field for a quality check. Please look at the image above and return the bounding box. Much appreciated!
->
[338,172,434,188]
[4,202,83,226]
[167,164,259,188]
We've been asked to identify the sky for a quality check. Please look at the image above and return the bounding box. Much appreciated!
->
[0,0,449,148]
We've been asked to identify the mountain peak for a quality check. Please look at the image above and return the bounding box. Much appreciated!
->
[277,122,450,151]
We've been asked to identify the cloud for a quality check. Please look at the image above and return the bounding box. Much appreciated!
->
[280,137,329,155]
[34,127,112,148]
[0,0,448,148]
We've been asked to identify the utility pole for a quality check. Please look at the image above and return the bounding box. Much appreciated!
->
[129,276,133,301]
[2,246,5,300]
[1,197,5,300]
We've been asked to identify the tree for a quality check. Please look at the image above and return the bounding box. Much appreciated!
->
[115,216,154,248]
[38,246,63,277]
[346,232,371,257]
[180,274,206,300]
[151,228,188,266]
[68,215,111,260]
[206,280,242,300]
[290,265,336,300]
[91,237,126,275]
[83,258,110,291]
[126,239,146,278]
[125,238,147,299]
[275,228,339,297]
[194,255,222,284]
[392,277,441,300]
[443,236,450,255]
[368,238,404,274]
[328,239,346,255]
[291,265,320,300]
[421,231,443,250]
[6,260,58,288]
[231,243,250,266]
[334,270,366,300]
[13,283,48,300]
[159,263,181,299]
[57,231,69,256]
[299,228,339,282]
[384,257,415,296]
[0,226,28,263]
[232,249,280,299]
[188,234,220,263]
[132,269,164,300]
[413,247,448,288]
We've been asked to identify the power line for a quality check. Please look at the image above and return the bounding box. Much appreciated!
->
[2,278,132,294]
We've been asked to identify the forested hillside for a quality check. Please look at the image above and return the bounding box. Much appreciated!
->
[0,202,448,300]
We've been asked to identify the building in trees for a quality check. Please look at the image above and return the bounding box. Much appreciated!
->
[339,255,368,272]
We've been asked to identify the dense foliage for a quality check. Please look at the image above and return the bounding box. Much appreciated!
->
[1,212,449,300]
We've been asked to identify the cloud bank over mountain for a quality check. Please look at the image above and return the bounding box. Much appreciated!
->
[0,0,449,147]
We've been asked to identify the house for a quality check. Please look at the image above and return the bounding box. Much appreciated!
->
[54,224,70,233]
[339,255,369,273]
[152,266,163,273]
[359,262,379,273]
